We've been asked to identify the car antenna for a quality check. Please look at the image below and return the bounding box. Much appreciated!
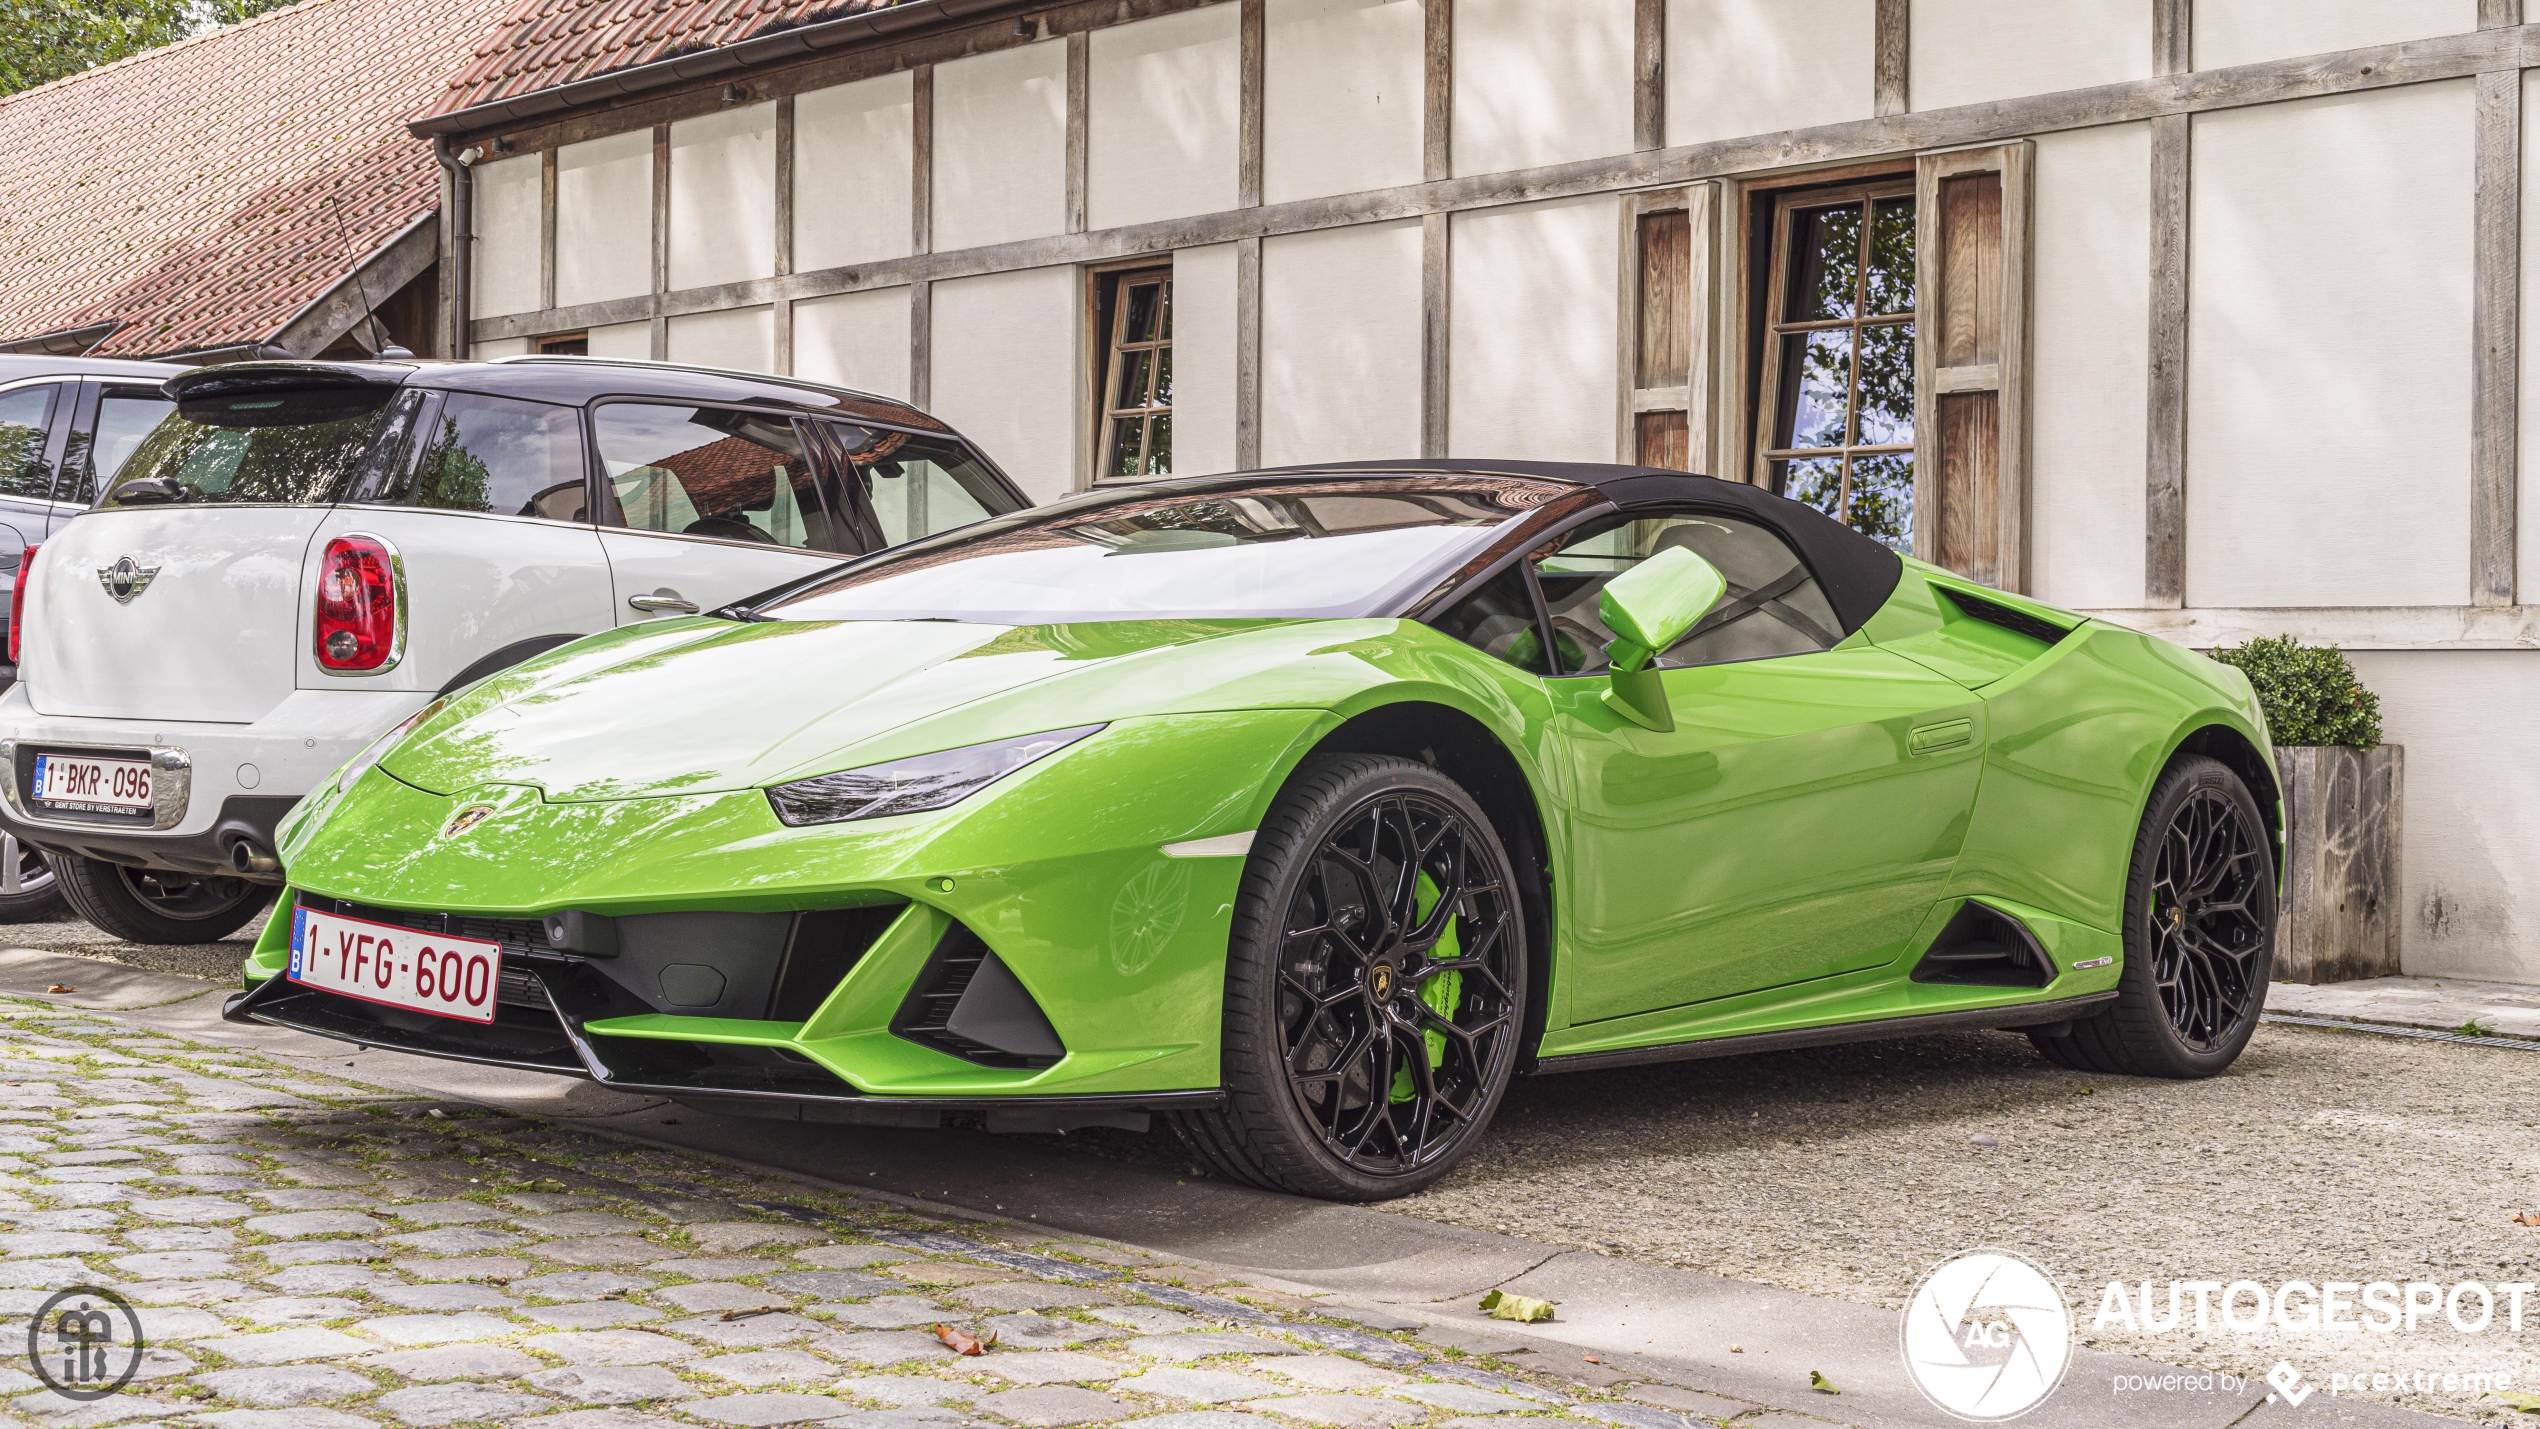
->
[326,178,413,361]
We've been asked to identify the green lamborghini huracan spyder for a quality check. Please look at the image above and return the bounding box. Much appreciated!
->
[234,462,2280,1200]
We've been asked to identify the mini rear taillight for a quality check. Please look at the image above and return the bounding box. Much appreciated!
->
[315,534,401,672]
[8,544,35,665]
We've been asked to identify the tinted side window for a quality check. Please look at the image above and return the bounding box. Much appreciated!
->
[384,393,588,521]
[0,385,60,500]
[595,404,832,549]
[833,427,1015,543]
[79,387,178,503]
[1536,510,1843,675]
[1430,564,1549,675]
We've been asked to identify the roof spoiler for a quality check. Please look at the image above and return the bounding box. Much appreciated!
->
[165,361,409,403]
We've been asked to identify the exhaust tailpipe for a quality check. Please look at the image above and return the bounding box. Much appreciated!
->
[231,842,282,877]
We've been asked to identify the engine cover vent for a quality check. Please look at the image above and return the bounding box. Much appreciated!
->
[1911,900,2055,988]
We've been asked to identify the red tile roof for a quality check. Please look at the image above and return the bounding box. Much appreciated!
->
[423,0,906,121]
[0,0,517,357]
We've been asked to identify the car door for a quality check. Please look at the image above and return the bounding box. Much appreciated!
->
[587,400,846,624]
[1522,508,1988,1023]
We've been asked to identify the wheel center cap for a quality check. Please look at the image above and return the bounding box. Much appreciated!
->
[1366,963,1397,1002]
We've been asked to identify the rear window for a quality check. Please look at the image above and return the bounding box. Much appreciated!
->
[101,385,410,509]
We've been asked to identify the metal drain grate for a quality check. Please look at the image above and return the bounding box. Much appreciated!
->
[2262,1012,2540,1051]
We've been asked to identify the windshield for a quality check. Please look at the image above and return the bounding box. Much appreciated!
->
[101,385,407,508]
[759,475,1568,624]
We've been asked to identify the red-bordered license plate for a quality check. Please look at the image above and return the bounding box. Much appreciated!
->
[288,905,501,1024]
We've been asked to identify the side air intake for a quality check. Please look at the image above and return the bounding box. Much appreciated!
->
[1911,900,2055,988]
[891,923,1065,1069]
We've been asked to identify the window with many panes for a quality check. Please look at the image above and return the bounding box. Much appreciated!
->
[1093,267,1172,480]
[1753,180,1915,552]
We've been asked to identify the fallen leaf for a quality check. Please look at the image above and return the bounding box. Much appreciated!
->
[2513,1211,2540,1227]
[1582,1354,1601,1364]
[2487,1389,2540,1413]
[44,984,72,994]
[718,1306,787,1321]
[933,1323,994,1355]
[1478,1288,1554,1323]
[1811,1370,1840,1395]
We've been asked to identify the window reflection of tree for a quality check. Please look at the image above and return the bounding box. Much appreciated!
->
[1758,183,1916,552]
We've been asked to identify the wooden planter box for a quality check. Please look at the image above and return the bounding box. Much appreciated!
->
[2273,743,2403,984]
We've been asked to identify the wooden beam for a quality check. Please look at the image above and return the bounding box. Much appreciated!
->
[2153,0,2190,75]
[2482,0,2522,28]
[2145,112,2189,607]
[1633,0,1664,152]
[773,296,793,375]
[651,123,671,359]
[475,25,2540,343]
[1235,235,1260,468]
[2475,67,2520,606]
[910,278,932,409]
[1422,210,1449,457]
[1423,0,1451,183]
[1066,29,1089,235]
[912,64,934,256]
[539,148,558,312]
[774,94,795,279]
[270,216,440,358]
[1239,0,1264,207]
[1874,0,1909,118]
[2083,603,2540,651]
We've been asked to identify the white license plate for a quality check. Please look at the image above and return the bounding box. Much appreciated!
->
[289,906,502,1024]
[31,753,153,813]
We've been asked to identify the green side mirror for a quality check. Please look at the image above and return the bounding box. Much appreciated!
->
[1596,546,1726,732]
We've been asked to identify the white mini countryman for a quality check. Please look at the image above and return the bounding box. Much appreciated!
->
[0,357,1028,943]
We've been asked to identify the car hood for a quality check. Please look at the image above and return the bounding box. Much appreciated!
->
[381,614,1390,802]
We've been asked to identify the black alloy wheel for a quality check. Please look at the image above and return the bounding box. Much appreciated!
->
[1175,754,1528,1200]
[2146,786,2272,1052]
[56,854,272,945]
[2029,753,2275,1078]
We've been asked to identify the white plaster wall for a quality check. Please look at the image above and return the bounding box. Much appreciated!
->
[1666,0,1873,147]
[2519,69,2540,601]
[667,305,774,372]
[2347,650,2540,983]
[1260,220,1422,466]
[471,153,541,318]
[793,289,911,400]
[2184,83,2473,608]
[469,337,532,359]
[1089,5,1239,230]
[670,103,776,292]
[556,129,653,308]
[934,40,1067,253]
[1173,244,1241,477]
[1451,0,1633,177]
[1448,195,1619,462]
[2029,123,2151,611]
[931,267,1078,501]
[1262,0,1424,204]
[1910,0,2152,111]
[587,321,651,361]
[2194,0,2476,70]
[796,73,913,272]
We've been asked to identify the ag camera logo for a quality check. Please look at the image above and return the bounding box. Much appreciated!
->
[1902,1250,2074,1421]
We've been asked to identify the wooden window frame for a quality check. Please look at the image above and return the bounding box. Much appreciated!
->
[1616,185,1715,472]
[1748,175,1917,534]
[1085,260,1173,484]
[537,332,590,355]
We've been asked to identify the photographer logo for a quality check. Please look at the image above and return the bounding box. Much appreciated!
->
[1902,1250,2073,1421]
[26,1286,146,1402]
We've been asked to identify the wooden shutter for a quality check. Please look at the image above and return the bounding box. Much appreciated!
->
[1618,185,1714,471]
[1913,143,2031,589]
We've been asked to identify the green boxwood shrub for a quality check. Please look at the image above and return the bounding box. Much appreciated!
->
[2210,635,2382,749]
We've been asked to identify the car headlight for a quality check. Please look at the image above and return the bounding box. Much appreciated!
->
[766,724,1105,828]
[335,697,447,794]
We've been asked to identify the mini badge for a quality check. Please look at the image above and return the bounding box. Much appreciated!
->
[442,805,497,838]
[96,556,160,604]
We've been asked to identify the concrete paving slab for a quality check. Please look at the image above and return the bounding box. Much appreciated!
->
[2267,975,2540,1039]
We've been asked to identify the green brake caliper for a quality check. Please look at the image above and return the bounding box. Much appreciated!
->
[1391,872,1463,1104]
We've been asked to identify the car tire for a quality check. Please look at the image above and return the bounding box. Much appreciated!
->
[1171,753,1528,1201]
[0,840,65,923]
[54,855,273,945]
[2029,753,2275,1078]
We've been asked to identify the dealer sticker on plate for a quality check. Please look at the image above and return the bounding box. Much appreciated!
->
[289,905,503,1024]
[31,752,154,815]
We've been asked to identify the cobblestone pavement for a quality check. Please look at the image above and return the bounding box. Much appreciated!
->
[0,996,1756,1429]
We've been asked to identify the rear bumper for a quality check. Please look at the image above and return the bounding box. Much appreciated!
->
[0,685,429,873]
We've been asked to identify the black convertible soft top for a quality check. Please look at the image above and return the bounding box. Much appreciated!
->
[1278,459,1906,639]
